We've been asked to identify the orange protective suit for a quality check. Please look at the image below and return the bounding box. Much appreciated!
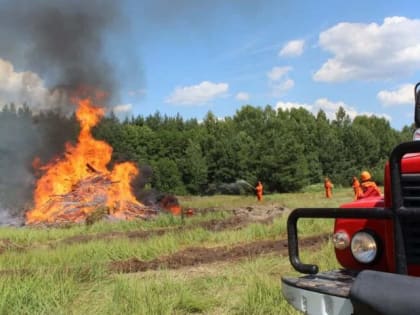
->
[358,181,381,199]
[352,176,362,200]
[255,181,263,201]
[357,171,381,200]
[324,178,333,198]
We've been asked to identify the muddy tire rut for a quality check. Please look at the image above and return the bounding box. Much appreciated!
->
[109,234,329,273]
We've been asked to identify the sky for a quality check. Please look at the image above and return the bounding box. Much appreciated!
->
[1,0,420,130]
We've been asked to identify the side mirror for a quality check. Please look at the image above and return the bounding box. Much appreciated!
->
[415,82,420,128]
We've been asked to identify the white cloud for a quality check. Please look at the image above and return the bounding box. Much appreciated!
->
[166,81,229,105]
[279,40,305,57]
[313,98,359,120]
[314,16,420,82]
[275,101,312,111]
[235,92,250,101]
[276,97,391,121]
[359,111,392,121]
[113,103,133,113]
[267,66,294,96]
[267,66,292,81]
[0,58,64,111]
[377,84,413,106]
[270,79,295,97]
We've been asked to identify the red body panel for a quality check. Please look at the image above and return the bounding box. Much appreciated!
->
[334,153,420,276]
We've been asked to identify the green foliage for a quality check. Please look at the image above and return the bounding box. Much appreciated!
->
[0,102,410,197]
[151,158,186,195]
[181,140,208,194]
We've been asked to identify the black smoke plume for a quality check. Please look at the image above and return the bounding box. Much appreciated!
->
[0,0,123,97]
[0,0,128,222]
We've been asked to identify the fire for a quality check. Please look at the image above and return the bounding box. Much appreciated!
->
[26,95,150,224]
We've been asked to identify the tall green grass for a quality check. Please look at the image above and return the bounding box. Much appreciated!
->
[0,189,348,314]
[178,186,354,210]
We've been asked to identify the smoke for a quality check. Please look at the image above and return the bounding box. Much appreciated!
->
[140,0,264,26]
[205,180,256,195]
[0,0,123,100]
[0,58,67,112]
[0,203,24,227]
[0,111,38,213]
[0,0,130,219]
[0,0,266,221]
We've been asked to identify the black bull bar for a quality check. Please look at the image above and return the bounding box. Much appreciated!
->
[287,207,392,274]
[287,140,420,275]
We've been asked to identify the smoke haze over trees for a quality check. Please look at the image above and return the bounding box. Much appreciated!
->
[0,102,412,214]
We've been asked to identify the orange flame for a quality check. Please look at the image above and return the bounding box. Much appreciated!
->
[26,95,144,224]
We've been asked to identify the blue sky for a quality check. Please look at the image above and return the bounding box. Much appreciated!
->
[1,0,420,129]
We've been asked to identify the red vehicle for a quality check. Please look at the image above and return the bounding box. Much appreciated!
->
[281,82,420,315]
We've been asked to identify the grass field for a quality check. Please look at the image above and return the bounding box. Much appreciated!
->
[0,187,354,314]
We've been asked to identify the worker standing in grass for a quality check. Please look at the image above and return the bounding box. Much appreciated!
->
[357,171,381,199]
[324,177,333,198]
[352,176,362,200]
[255,181,263,201]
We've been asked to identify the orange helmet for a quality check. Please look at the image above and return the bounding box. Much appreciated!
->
[360,171,371,181]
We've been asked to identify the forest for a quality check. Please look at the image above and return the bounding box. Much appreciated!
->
[0,103,414,202]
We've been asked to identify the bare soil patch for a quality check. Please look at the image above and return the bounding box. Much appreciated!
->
[200,204,286,231]
[109,234,328,273]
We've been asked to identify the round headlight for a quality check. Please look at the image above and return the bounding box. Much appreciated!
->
[333,231,350,250]
[413,128,420,141]
[351,231,378,264]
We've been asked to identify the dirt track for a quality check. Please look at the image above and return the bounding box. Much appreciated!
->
[0,205,287,255]
[61,204,287,245]
[109,234,328,273]
[60,215,275,245]
[0,205,331,277]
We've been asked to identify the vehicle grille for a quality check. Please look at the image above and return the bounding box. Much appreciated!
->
[401,173,420,208]
[401,173,420,264]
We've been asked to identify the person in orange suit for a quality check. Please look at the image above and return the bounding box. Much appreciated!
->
[324,177,333,198]
[255,181,263,201]
[352,176,362,200]
[357,171,381,199]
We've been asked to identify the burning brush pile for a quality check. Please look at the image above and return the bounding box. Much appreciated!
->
[0,0,186,227]
[25,95,159,226]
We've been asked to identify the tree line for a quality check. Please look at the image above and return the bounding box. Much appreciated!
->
[0,103,414,199]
